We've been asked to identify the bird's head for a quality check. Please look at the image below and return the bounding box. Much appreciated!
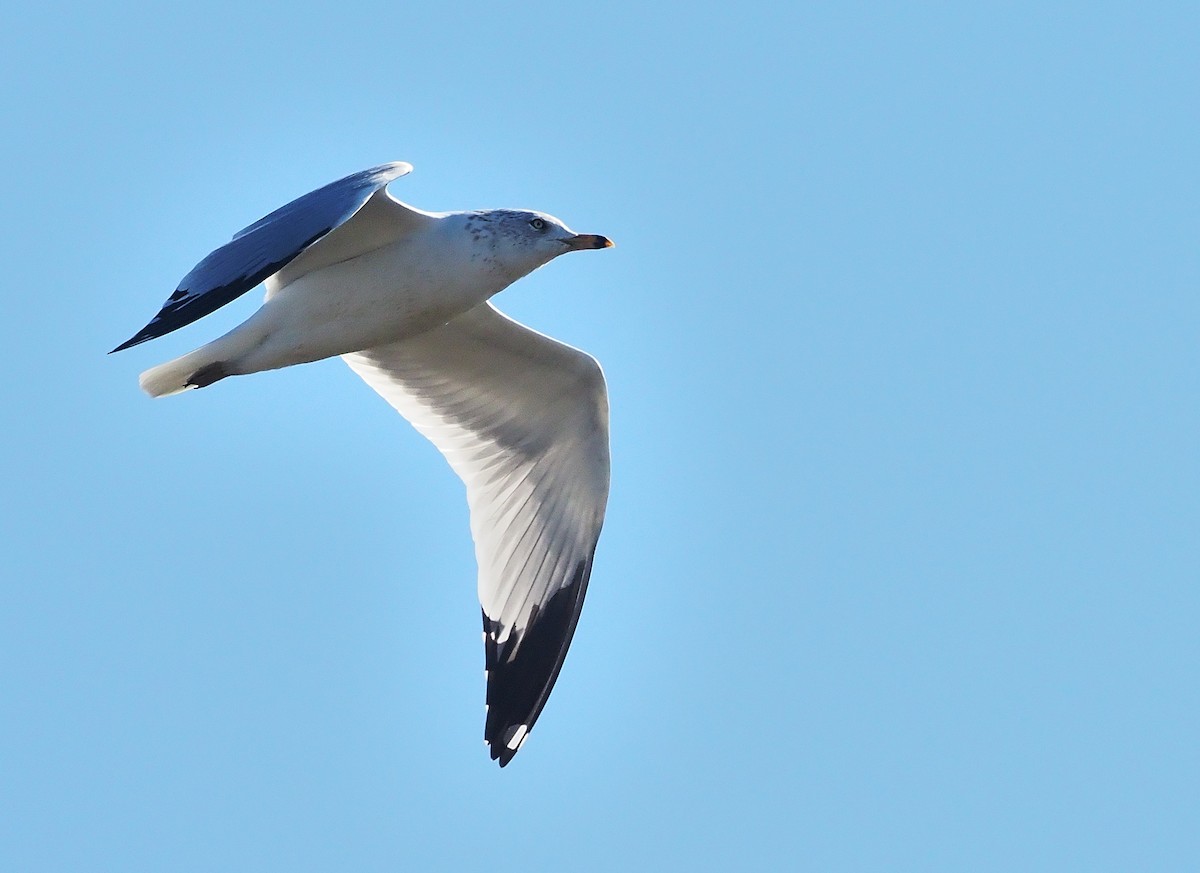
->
[473,209,613,280]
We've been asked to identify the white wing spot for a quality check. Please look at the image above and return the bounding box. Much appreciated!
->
[506,724,529,751]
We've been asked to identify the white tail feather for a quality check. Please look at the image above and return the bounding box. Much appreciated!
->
[135,313,274,397]
[139,348,216,397]
[135,313,275,397]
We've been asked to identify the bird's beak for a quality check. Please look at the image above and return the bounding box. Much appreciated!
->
[565,233,615,251]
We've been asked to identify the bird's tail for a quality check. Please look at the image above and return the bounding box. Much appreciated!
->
[139,346,232,397]
[133,308,281,397]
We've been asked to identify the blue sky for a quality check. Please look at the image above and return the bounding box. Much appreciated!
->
[2,3,1197,870]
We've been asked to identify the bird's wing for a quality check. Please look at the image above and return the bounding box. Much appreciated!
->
[112,162,416,352]
[343,303,610,766]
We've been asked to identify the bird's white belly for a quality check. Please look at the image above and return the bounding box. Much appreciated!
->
[237,237,503,374]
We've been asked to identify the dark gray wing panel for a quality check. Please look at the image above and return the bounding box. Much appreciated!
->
[111,162,411,352]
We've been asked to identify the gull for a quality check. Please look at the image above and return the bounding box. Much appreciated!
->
[112,162,613,766]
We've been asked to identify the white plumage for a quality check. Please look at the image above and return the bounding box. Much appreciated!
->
[115,163,614,765]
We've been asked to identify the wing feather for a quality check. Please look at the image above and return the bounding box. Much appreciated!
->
[343,303,609,766]
[112,162,414,352]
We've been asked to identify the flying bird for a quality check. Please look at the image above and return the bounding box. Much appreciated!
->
[113,163,613,766]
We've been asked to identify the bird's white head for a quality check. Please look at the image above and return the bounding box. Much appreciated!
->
[465,209,614,282]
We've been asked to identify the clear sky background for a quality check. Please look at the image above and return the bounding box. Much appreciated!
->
[2,3,1197,871]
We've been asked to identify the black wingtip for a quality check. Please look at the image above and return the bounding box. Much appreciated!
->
[109,330,153,354]
[481,558,593,768]
[485,717,528,767]
[488,742,518,767]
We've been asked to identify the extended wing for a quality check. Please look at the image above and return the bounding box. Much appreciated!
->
[344,303,610,766]
[112,162,413,352]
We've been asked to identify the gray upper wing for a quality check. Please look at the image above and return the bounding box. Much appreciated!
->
[111,162,412,352]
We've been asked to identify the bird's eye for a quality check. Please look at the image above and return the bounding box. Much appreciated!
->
[529,218,546,231]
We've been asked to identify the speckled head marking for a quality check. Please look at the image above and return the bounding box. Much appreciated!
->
[461,209,614,284]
